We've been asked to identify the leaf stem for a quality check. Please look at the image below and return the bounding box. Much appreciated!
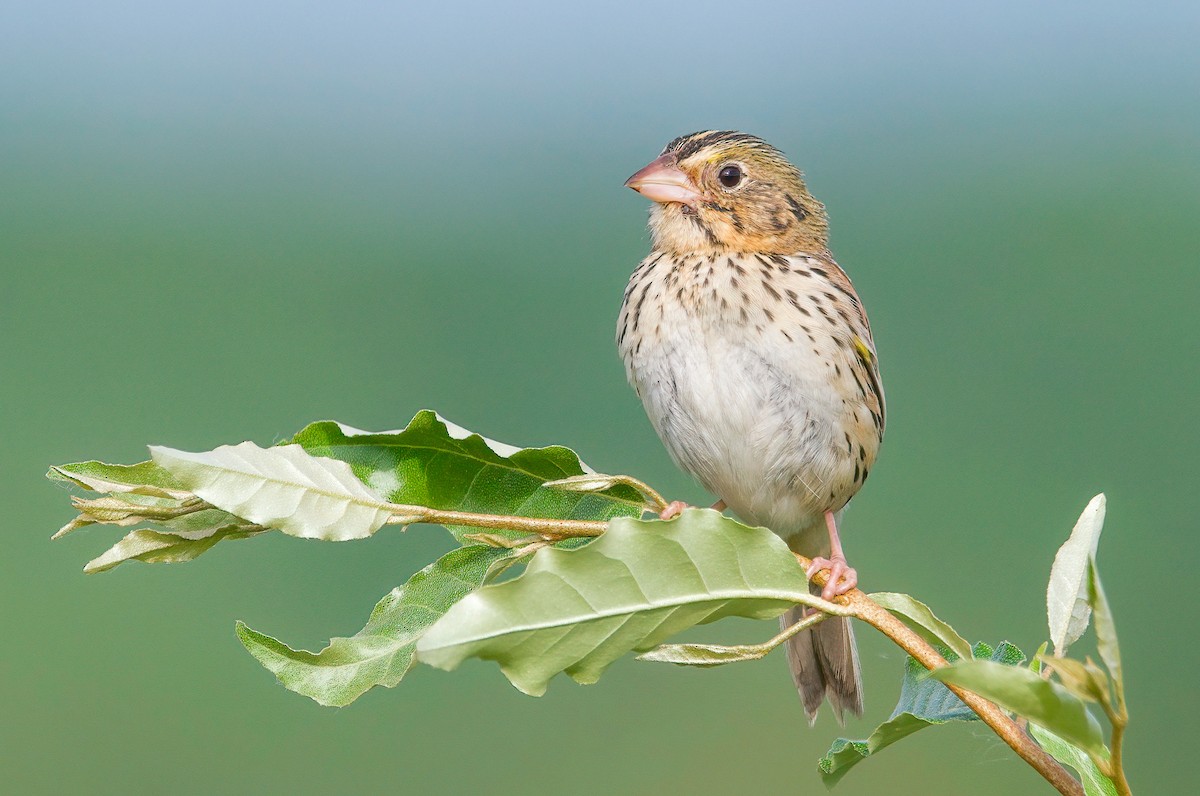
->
[384,504,609,539]
[385,500,1089,795]
[767,609,831,646]
[1102,698,1132,796]
[612,475,670,514]
[797,554,1087,796]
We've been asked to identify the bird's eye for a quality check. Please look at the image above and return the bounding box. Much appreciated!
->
[718,164,744,188]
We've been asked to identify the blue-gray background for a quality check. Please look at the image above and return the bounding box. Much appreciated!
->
[3,2,1196,793]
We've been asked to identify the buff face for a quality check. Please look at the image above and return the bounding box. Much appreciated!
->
[625,130,830,256]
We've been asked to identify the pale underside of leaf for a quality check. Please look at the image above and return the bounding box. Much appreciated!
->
[417,510,813,696]
[820,641,1023,786]
[1048,493,1106,656]
[54,493,210,539]
[150,442,393,541]
[237,545,514,706]
[85,525,265,573]
[1029,723,1118,796]
[1043,655,1110,704]
[635,641,775,666]
[288,411,644,543]
[1087,561,1123,705]
[47,460,192,499]
[869,592,973,661]
[334,412,530,461]
[930,658,1108,760]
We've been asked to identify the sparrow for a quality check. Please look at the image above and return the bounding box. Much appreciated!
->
[617,131,884,722]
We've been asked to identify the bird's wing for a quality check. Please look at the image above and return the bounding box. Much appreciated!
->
[786,254,886,435]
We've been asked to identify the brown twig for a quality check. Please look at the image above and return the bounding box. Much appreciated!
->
[386,500,1088,794]
[798,554,1086,796]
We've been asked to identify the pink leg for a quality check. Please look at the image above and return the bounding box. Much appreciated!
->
[805,510,858,601]
[659,498,727,521]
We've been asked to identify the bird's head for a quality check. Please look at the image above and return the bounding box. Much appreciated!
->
[625,130,829,256]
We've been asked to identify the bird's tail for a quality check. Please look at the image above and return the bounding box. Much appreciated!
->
[782,601,863,725]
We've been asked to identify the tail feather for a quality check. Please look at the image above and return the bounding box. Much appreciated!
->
[782,605,863,725]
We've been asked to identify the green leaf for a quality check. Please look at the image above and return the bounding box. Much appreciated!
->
[639,608,831,667]
[1029,723,1117,796]
[930,658,1108,760]
[237,545,514,706]
[542,473,640,495]
[416,509,817,696]
[48,459,262,569]
[50,411,643,570]
[54,493,174,539]
[54,493,219,539]
[1031,641,1049,673]
[636,641,774,667]
[287,411,644,542]
[1043,655,1111,704]
[869,592,973,661]
[48,460,190,498]
[81,504,266,573]
[1087,561,1123,708]
[1048,494,1106,656]
[819,641,1023,786]
[150,442,394,541]
[85,525,265,573]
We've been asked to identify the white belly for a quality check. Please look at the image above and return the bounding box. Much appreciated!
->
[628,298,855,542]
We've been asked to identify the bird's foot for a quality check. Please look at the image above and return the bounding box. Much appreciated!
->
[806,556,858,601]
[659,500,689,520]
[658,499,726,521]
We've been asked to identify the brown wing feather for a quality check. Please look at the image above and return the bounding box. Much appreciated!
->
[809,254,886,434]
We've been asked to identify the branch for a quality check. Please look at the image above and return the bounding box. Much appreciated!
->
[383,501,1086,794]
[798,554,1086,796]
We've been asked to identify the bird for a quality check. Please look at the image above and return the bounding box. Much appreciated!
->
[617,130,884,723]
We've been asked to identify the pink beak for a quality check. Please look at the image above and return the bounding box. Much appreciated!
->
[624,154,706,206]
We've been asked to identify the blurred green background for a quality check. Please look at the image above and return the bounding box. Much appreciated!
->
[3,1,1197,793]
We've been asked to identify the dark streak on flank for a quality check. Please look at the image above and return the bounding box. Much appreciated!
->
[830,280,861,307]
[855,340,886,431]
[631,279,654,331]
[848,364,866,398]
